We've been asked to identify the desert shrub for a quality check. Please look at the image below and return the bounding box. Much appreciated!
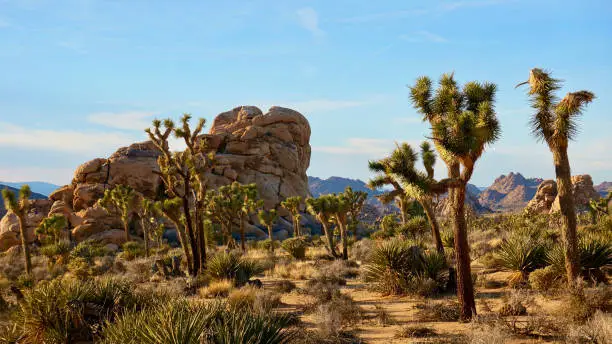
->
[318,260,359,280]
[10,277,154,343]
[395,325,436,338]
[281,238,307,260]
[441,230,454,248]
[259,239,281,251]
[69,240,108,264]
[528,266,559,291]
[15,274,34,289]
[415,300,460,322]
[396,216,428,239]
[0,323,21,344]
[566,311,611,344]
[373,304,394,326]
[228,286,258,309]
[206,252,263,286]
[350,238,374,262]
[274,280,296,293]
[467,318,508,344]
[313,293,362,337]
[253,289,283,313]
[558,283,612,323]
[495,234,547,286]
[548,235,612,283]
[499,289,533,317]
[101,299,297,344]
[267,261,315,280]
[118,241,145,261]
[362,240,448,295]
[199,279,234,298]
[67,256,91,279]
[40,240,71,265]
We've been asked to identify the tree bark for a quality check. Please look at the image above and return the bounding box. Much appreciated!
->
[17,215,32,276]
[181,196,199,276]
[123,220,130,243]
[452,182,476,321]
[321,222,338,258]
[553,148,580,285]
[421,198,444,254]
[141,219,150,258]
[268,225,274,252]
[194,203,207,273]
[340,220,348,260]
[239,213,247,253]
[164,214,192,276]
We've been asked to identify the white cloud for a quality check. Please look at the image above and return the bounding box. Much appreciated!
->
[282,99,367,114]
[313,138,400,156]
[87,111,157,131]
[400,31,447,43]
[0,122,137,154]
[296,7,325,37]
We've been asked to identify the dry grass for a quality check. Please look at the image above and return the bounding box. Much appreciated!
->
[266,260,316,280]
[566,311,611,344]
[415,300,461,322]
[395,325,437,338]
[198,279,234,298]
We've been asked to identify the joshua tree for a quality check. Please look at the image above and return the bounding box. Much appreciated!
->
[369,142,445,253]
[342,187,367,239]
[328,194,351,260]
[36,214,68,245]
[139,198,163,257]
[517,69,595,285]
[98,185,139,243]
[239,183,262,252]
[409,73,500,321]
[306,195,339,258]
[281,196,303,237]
[589,192,612,224]
[146,114,215,275]
[159,197,193,268]
[258,209,279,252]
[2,186,33,275]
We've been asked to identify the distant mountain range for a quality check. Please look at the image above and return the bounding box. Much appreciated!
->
[0,181,61,196]
[0,184,48,217]
[595,182,612,197]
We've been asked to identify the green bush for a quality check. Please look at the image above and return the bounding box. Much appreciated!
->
[119,241,145,261]
[396,216,428,239]
[496,234,547,285]
[101,299,298,344]
[69,240,108,264]
[548,235,612,283]
[281,238,307,260]
[40,240,71,265]
[362,239,448,295]
[528,266,559,291]
[441,230,454,248]
[259,239,281,251]
[206,252,263,286]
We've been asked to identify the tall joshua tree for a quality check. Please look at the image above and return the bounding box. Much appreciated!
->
[328,194,352,260]
[2,186,33,275]
[146,114,214,275]
[306,195,339,258]
[517,69,595,285]
[139,198,163,258]
[239,183,261,252]
[258,209,279,252]
[342,187,367,239]
[369,142,446,253]
[409,73,501,321]
[99,185,139,243]
[281,196,303,237]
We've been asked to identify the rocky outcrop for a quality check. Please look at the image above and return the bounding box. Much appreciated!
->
[595,181,612,197]
[0,200,52,251]
[0,184,47,218]
[435,188,492,217]
[525,180,557,214]
[0,106,313,251]
[478,172,542,211]
[550,175,600,213]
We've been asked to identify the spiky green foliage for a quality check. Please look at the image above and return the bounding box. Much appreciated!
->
[36,214,68,245]
[548,235,612,283]
[589,192,612,224]
[281,196,303,237]
[101,300,297,344]
[496,235,548,285]
[98,185,140,243]
[2,185,33,275]
[10,278,159,343]
[362,240,448,296]
[258,209,279,252]
[342,187,367,238]
[206,252,264,286]
[146,114,215,276]
[69,239,108,264]
[281,237,308,260]
[138,198,164,257]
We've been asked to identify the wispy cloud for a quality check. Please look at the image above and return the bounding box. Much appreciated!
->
[296,7,325,37]
[0,167,74,185]
[282,99,367,113]
[87,111,158,131]
[0,122,136,154]
[313,138,398,156]
[400,30,448,43]
[338,9,428,23]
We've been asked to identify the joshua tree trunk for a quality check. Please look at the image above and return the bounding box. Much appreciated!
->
[340,221,348,260]
[267,225,275,252]
[17,216,32,276]
[553,148,580,285]
[123,220,130,243]
[452,182,476,321]
[141,219,150,258]
[164,214,192,275]
[194,207,207,273]
[181,196,199,276]
[398,198,407,225]
[239,213,247,253]
[321,222,338,258]
[422,198,444,254]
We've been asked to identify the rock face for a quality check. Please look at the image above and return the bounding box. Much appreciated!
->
[0,106,313,251]
[525,175,600,214]
[478,172,542,211]
[0,200,52,251]
[595,181,612,197]
[525,180,557,214]
[550,175,600,213]
[435,188,492,217]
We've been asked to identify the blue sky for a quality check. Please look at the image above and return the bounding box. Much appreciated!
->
[0,0,610,187]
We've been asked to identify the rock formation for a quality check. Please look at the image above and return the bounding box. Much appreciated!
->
[525,174,600,214]
[595,181,612,197]
[435,188,492,217]
[0,106,313,251]
[478,172,542,211]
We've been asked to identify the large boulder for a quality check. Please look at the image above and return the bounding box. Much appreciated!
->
[550,175,600,213]
[525,180,557,214]
[0,200,52,251]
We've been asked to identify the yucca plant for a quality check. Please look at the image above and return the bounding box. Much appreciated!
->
[362,240,447,295]
[496,235,548,286]
[548,235,612,283]
[281,237,308,260]
[206,252,263,286]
